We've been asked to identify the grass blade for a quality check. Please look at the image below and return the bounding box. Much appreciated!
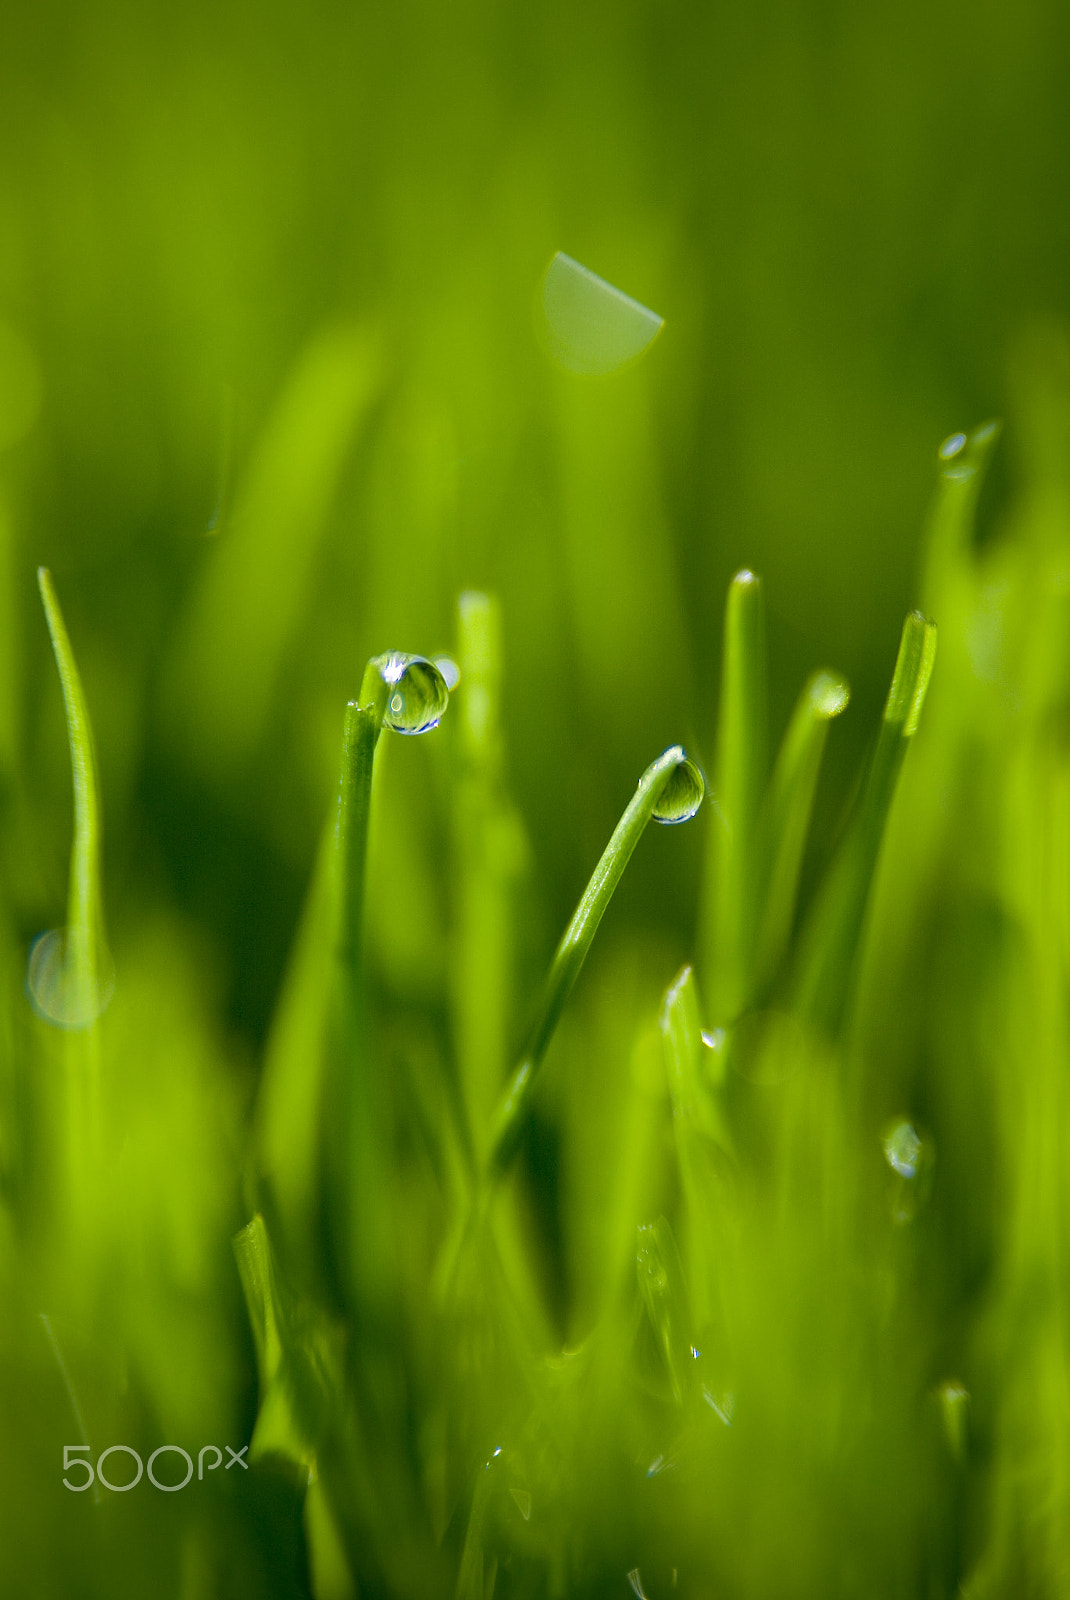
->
[751,669,850,995]
[32,569,111,1030]
[452,592,525,1151]
[791,611,937,1034]
[701,569,768,1024]
[487,745,703,1178]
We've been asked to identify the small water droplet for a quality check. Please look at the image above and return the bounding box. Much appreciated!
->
[690,1345,701,1360]
[371,652,450,734]
[808,670,850,719]
[938,432,967,461]
[701,1027,725,1053]
[26,930,114,1029]
[651,754,705,824]
[539,252,664,377]
[883,1119,921,1179]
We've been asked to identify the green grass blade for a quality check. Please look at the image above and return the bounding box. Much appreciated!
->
[452,592,523,1152]
[660,965,731,1336]
[33,568,111,1029]
[701,569,768,1024]
[791,611,936,1034]
[486,745,703,1178]
[322,663,390,1314]
[921,421,1001,611]
[752,669,850,995]
[256,813,340,1278]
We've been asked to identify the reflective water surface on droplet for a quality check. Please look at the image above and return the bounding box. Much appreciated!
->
[652,754,705,824]
[539,252,664,377]
[26,929,114,1029]
[372,652,450,734]
[938,432,967,461]
[432,654,461,691]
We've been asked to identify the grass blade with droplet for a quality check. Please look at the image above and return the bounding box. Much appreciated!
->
[751,669,850,996]
[486,745,703,1179]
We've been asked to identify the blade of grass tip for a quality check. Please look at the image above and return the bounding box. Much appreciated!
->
[486,744,704,1181]
[34,569,111,1031]
[701,570,768,1024]
[33,570,111,1236]
[791,611,937,1036]
[921,421,1001,614]
[751,670,850,996]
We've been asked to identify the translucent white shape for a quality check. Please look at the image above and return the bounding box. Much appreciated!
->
[540,252,664,376]
[26,929,114,1029]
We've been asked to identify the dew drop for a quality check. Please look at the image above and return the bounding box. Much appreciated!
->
[371,652,450,734]
[938,432,967,461]
[808,670,850,719]
[539,252,664,377]
[652,754,705,824]
[883,1119,921,1179]
[26,930,114,1029]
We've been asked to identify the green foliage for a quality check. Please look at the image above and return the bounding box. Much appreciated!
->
[13,356,1070,1597]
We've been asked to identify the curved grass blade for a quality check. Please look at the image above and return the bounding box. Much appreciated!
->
[701,569,768,1024]
[791,612,937,1035]
[751,669,850,996]
[486,745,703,1179]
[31,569,111,1029]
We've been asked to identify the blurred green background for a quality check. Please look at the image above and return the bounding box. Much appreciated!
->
[2,0,1068,1028]
[3,1,1070,1595]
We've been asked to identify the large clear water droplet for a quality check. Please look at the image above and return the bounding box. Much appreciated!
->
[652,753,705,824]
[539,252,664,377]
[26,929,114,1028]
[371,652,450,734]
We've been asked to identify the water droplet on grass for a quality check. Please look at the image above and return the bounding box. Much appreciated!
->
[651,754,705,824]
[371,652,450,734]
[808,670,850,718]
[938,432,967,461]
[26,930,114,1028]
[539,252,664,377]
[883,1119,921,1178]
